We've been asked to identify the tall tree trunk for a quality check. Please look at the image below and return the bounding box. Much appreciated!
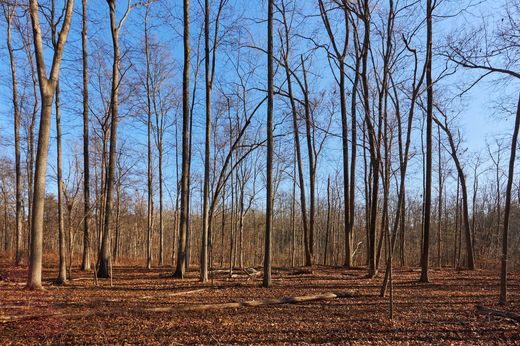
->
[98,0,125,278]
[278,14,311,266]
[113,180,121,262]
[220,188,226,268]
[420,0,433,283]
[348,49,359,269]
[158,144,164,266]
[144,4,154,270]
[324,176,332,265]
[291,149,296,267]
[318,0,351,267]
[50,0,67,284]
[499,94,520,304]
[174,0,190,278]
[263,0,274,288]
[433,116,475,270]
[238,181,245,269]
[201,0,211,281]
[81,0,91,272]
[20,18,40,256]
[360,2,378,278]
[301,56,316,263]
[3,0,23,265]
[454,181,460,268]
[55,82,67,284]
[437,124,443,268]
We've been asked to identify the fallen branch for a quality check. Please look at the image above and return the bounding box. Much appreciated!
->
[243,268,260,277]
[476,304,520,323]
[0,310,110,323]
[146,291,355,312]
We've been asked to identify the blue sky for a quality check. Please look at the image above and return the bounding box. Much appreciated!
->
[0,0,518,207]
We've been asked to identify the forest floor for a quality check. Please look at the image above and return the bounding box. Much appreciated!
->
[1,260,519,345]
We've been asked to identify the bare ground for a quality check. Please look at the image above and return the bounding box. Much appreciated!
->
[1,261,519,345]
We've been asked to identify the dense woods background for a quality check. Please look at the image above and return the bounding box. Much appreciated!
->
[0,0,519,298]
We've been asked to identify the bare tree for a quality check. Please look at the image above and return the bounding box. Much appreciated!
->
[277,0,311,266]
[26,0,75,290]
[45,0,68,284]
[432,112,475,270]
[201,0,226,282]
[318,0,354,268]
[500,95,520,304]
[1,0,23,265]
[380,11,427,296]
[98,0,137,278]
[264,0,274,288]
[173,0,191,279]
[420,0,434,283]
[81,0,91,272]
[144,1,154,270]
[444,0,520,301]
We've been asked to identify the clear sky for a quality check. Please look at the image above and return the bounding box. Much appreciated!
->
[0,0,518,206]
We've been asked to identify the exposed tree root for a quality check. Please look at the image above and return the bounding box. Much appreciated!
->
[476,304,520,323]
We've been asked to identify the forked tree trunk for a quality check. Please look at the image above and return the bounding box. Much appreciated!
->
[99,0,131,278]
[318,0,352,268]
[278,9,311,266]
[201,0,225,281]
[380,23,426,296]
[433,116,475,270]
[26,0,74,290]
[360,2,378,278]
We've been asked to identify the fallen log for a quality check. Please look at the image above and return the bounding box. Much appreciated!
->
[141,288,206,299]
[146,291,355,312]
[476,304,520,323]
